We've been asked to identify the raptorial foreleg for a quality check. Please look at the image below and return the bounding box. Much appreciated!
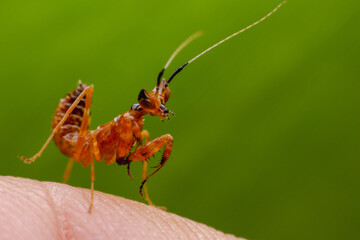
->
[128,134,173,199]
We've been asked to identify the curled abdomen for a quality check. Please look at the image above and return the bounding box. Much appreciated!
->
[52,82,89,157]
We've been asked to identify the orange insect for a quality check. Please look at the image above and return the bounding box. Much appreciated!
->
[19,2,285,212]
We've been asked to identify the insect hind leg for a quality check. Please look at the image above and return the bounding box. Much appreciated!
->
[63,158,74,183]
[18,85,94,163]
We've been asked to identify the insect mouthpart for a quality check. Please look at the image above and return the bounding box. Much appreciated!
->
[149,104,173,120]
[160,104,172,119]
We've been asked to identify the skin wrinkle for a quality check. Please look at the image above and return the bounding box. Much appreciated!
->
[106,195,139,238]
[172,209,204,239]
[68,195,87,238]
[0,177,242,240]
[52,183,95,239]
[94,189,155,239]
[188,218,212,240]
[98,192,147,239]
[111,198,135,236]
[176,212,205,239]
[53,182,103,238]
[114,196,150,239]
[43,182,82,240]
[183,216,202,239]
[0,177,58,240]
[136,201,166,237]
[125,205,146,239]
[0,179,26,239]
[159,210,185,239]
[151,206,178,239]
[71,186,112,239]
[143,206,169,239]
[164,207,189,239]
[41,180,63,240]
[42,183,64,238]
[159,208,192,239]
[149,206,176,240]
[17,178,50,229]
[123,199,146,238]
[129,200,165,239]
[174,214,197,239]
[97,195,119,234]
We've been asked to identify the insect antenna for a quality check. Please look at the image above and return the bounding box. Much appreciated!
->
[157,31,203,86]
[167,1,286,84]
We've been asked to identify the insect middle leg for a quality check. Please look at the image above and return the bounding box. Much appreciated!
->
[139,130,154,205]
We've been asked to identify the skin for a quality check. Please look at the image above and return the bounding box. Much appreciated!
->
[0,176,244,240]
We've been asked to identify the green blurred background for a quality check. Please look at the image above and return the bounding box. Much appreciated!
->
[1,0,359,239]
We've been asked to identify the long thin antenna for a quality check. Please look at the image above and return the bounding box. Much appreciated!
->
[157,31,203,86]
[164,31,203,70]
[167,1,286,83]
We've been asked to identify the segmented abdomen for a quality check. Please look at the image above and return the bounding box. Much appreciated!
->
[52,82,89,157]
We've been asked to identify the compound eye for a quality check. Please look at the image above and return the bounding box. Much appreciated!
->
[160,104,169,113]
[131,103,142,111]
[138,89,156,110]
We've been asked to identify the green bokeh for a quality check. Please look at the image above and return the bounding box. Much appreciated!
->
[1,0,359,239]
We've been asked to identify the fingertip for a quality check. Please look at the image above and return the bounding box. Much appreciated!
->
[0,176,244,240]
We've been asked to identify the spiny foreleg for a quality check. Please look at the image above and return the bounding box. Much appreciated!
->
[128,134,173,200]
